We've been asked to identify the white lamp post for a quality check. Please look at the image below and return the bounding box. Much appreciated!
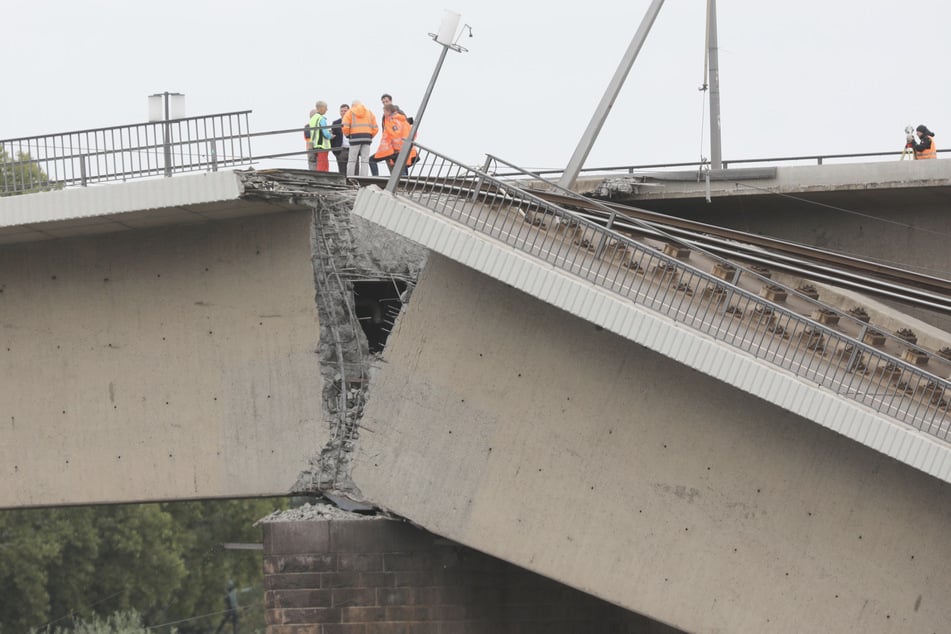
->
[385,11,470,193]
[148,92,185,177]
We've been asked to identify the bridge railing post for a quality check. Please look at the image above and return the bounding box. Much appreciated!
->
[594,209,618,259]
[209,141,218,172]
[469,155,493,202]
[720,268,741,316]
[846,325,868,372]
[162,120,173,178]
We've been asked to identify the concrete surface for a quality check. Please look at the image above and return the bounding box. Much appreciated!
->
[591,158,951,202]
[352,253,951,634]
[0,210,325,507]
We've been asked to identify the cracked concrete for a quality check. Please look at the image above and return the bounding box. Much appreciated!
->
[282,186,427,497]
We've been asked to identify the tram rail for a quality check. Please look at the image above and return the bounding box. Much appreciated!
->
[355,171,951,316]
[528,189,951,315]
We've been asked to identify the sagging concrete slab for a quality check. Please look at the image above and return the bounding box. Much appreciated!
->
[352,253,951,634]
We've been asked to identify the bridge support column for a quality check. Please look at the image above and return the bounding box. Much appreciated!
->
[261,511,680,632]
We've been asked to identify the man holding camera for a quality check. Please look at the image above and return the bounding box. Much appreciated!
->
[907,124,937,160]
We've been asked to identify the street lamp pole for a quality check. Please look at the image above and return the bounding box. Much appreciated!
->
[148,92,185,177]
[386,11,470,193]
[162,92,172,177]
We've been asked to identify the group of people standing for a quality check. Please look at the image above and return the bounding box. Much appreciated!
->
[305,94,418,177]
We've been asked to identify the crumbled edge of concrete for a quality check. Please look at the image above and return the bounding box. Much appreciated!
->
[255,501,380,524]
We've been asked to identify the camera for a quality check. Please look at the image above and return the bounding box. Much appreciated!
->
[905,125,915,143]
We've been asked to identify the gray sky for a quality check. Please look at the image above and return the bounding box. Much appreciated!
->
[3,0,949,171]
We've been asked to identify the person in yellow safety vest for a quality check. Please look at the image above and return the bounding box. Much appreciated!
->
[303,108,318,170]
[911,124,937,159]
[370,104,418,176]
[308,101,333,172]
[342,100,379,177]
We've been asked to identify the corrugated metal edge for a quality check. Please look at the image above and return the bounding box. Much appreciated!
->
[0,170,245,228]
[353,185,951,485]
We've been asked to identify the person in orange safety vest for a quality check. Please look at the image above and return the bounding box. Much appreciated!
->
[342,100,379,177]
[910,124,937,159]
[370,104,417,175]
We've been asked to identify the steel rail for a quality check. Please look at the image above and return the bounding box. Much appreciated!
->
[357,167,951,315]
[477,153,951,311]
[613,222,951,314]
[526,189,951,313]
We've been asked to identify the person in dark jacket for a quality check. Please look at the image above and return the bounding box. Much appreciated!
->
[331,103,350,175]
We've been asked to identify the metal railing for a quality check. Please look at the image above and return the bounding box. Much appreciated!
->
[3,111,946,197]
[491,148,951,179]
[391,143,951,439]
[0,111,253,195]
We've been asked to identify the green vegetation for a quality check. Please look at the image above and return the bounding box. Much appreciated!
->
[0,148,61,195]
[0,498,286,633]
[50,609,151,634]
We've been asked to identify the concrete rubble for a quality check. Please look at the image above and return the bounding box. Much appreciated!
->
[256,501,377,523]
[239,170,428,499]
